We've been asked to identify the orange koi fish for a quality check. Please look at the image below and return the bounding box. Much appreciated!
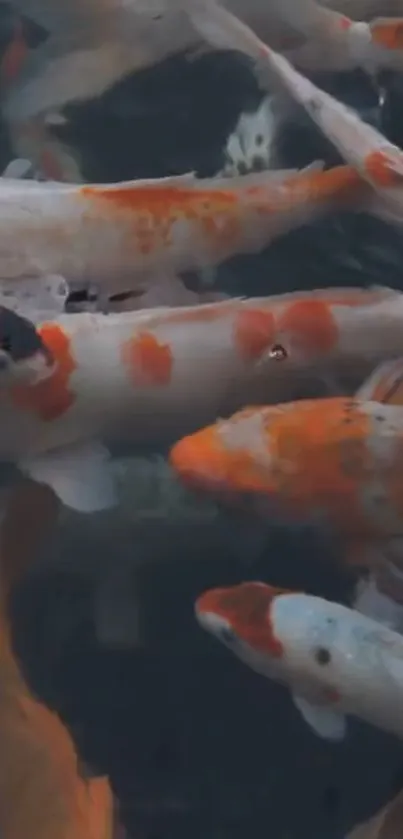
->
[196,580,403,742]
[0,164,365,301]
[171,356,403,631]
[0,287,399,514]
[0,479,123,839]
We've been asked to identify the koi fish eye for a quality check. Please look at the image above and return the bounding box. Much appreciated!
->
[314,646,331,666]
[269,344,288,361]
[218,626,238,646]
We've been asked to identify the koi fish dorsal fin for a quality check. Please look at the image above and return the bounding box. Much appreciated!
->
[356,358,403,405]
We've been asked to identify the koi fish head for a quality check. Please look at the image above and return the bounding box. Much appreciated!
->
[195,581,288,659]
[170,396,368,523]
[0,306,55,386]
[195,583,353,738]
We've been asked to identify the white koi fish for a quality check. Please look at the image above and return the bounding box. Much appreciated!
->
[195,580,403,742]
[0,164,365,300]
[1,286,400,514]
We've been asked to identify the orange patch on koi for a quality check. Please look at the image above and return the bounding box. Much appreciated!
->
[10,324,76,421]
[234,309,275,361]
[364,150,403,187]
[277,299,338,356]
[270,399,374,531]
[122,331,173,387]
[370,19,403,50]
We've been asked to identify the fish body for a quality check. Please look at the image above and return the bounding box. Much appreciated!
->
[170,391,403,539]
[0,165,363,295]
[1,287,400,512]
[196,580,403,741]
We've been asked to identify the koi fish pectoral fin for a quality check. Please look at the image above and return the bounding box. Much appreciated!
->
[356,357,403,405]
[292,693,347,741]
[19,441,118,513]
[0,274,69,322]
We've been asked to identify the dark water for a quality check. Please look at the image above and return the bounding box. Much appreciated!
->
[2,10,403,838]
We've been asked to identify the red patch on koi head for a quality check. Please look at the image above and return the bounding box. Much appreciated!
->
[339,15,352,30]
[10,324,76,421]
[122,331,173,387]
[234,309,275,361]
[196,581,288,657]
[277,299,338,358]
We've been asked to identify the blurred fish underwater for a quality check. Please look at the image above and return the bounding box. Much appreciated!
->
[4,1,403,838]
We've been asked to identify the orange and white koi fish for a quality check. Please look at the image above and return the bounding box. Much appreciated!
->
[171,356,403,631]
[2,287,400,514]
[0,164,365,300]
[4,0,403,179]
[195,580,403,742]
[0,479,122,839]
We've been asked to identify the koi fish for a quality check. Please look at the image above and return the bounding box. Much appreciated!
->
[1,287,399,514]
[0,478,122,839]
[195,580,403,742]
[170,356,403,631]
[0,164,365,301]
[4,0,403,179]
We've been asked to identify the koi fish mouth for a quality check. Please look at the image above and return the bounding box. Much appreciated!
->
[169,431,233,494]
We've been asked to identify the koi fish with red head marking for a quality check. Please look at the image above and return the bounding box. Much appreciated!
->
[195,580,403,742]
[171,356,403,632]
[0,164,366,300]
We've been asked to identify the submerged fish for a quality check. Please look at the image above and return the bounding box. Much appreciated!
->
[3,288,400,514]
[170,357,403,630]
[0,165,364,300]
[4,0,403,177]
[195,580,403,742]
[0,480,120,839]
